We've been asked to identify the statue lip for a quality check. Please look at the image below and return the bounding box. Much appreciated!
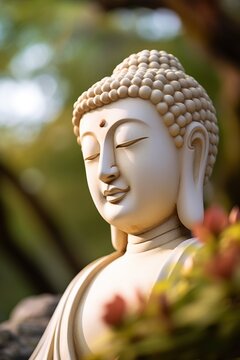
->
[103,186,130,204]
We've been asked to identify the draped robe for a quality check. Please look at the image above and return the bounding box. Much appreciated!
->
[30,238,199,360]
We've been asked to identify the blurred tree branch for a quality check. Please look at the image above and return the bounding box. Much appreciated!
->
[0,193,55,293]
[0,160,85,291]
[97,0,240,69]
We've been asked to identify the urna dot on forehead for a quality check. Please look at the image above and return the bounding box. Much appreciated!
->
[72,49,219,183]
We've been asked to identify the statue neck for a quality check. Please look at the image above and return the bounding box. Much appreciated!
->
[126,215,189,253]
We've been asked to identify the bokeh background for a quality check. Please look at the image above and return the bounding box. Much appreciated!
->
[0,0,239,321]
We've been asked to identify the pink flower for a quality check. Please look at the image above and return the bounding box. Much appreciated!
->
[229,206,240,224]
[102,294,126,327]
[205,242,240,280]
[192,223,213,243]
[192,206,229,242]
[203,206,229,234]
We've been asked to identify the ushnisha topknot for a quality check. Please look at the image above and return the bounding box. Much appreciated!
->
[72,49,219,181]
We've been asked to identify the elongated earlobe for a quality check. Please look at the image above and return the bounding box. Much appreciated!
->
[177,122,209,230]
[111,225,128,252]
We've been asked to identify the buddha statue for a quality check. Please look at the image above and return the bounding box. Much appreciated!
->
[30,50,219,359]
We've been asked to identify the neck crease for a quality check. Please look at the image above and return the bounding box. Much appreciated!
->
[126,215,189,253]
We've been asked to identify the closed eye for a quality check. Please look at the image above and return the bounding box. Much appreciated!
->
[84,153,100,161]
[116,136,148,148]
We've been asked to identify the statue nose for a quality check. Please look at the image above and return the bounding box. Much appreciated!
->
[99,165,120,183]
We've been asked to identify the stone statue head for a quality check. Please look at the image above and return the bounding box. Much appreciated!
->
[72,50,219,252]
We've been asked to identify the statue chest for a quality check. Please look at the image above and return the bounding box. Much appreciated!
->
[74,249,171,356]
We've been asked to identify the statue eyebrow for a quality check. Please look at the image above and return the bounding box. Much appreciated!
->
[80,117,148,140]
[113,118,150,136]
[113,118,148,131]
[79,131,97,144]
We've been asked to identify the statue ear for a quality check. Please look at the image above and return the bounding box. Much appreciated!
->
[110,225,127,252]
[177,122,209,230]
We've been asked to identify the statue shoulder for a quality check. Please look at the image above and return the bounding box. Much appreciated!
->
[158,238,201,281]
[30,251,122,360]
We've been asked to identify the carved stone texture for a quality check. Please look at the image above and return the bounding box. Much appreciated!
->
[73,50,218,182]
[30,50,219,358]
[0,294,60,360]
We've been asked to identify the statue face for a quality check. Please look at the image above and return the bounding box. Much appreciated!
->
[80,98,180,235]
